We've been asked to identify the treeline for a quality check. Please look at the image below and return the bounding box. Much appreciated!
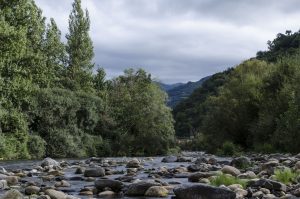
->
[0,0,175,159]
[174,30,300,154]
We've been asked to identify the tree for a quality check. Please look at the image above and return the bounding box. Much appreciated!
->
[0,0,48,87]
[109,69,175,155]
[66,0,94,90]
[44,18,66,87]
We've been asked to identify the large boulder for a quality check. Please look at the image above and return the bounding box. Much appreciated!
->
[41,158,60,167]
[95,179,123,192]
[125,181,161,196]
[221,165,241,176]
[248,179,286,192]
[2,189,23,199]
[174,184,236,199]
[84,167,105,177]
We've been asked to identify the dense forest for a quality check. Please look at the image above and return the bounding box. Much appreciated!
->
[174,30,300,154]
[0,0,176,159]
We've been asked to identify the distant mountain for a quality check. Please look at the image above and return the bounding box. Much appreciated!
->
[158,82,184,91]
[158,76,211,107]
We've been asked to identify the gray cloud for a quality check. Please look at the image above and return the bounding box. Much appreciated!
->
[35,0,300,83]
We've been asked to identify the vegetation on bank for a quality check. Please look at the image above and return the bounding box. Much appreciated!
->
[174,30,300,154]
[0,0,175,159]
[210,174,248,188]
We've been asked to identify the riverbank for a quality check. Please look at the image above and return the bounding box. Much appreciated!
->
[0,152,300,198]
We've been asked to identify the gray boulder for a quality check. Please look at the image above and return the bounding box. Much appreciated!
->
[174,184,236,199]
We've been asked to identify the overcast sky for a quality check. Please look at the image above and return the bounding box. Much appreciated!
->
[35,0,300,83]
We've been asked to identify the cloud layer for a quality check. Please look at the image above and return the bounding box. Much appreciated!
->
[35,0,300,83]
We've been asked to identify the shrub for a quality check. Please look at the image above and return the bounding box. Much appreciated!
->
[211,174,248,188]
[218,141,241,156]
[254,143,276,154]
[27,134,46,159]
[0,108,30,159]
[274,168,299,185]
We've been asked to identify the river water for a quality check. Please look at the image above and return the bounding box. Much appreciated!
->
[0,153,232,198]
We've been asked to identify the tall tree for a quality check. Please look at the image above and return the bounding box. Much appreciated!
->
[44,18,66,87]
[66,0,94,90]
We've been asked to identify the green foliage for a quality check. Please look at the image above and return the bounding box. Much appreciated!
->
[0,0,175,159]
[217,141,241,156]
[44,18,66,87]
[257,30,300,62]
[27,134,46,159]
[66,0,94,91]
[0,108,29,159]
[211,174,248,188]
[109,69,175,156]
[274,168,299,185]
[173,69,233,138]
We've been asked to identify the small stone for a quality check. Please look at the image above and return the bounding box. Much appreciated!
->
[0,180,8,189]
[55,180,71,187]
[84,167,105,177]
[2,189,23,199]
[98,190,116,197]
[145,186,168,197]
[25,185,40,195]
[41,158,60,167]
[75,167,85,174]
[5,176,19,185]
[221,166,241,176]
[45,189,67,199]
[126,158,140,168]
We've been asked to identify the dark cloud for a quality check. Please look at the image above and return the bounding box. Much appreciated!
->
[35,0,300,83]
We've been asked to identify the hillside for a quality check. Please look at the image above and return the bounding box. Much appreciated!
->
[173,30,300,153]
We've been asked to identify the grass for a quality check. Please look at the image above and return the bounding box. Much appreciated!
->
[210,174,248,188]
[274,168,299,185]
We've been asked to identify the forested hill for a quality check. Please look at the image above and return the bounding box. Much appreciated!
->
[158,76,210,107]
[173,30,300,154]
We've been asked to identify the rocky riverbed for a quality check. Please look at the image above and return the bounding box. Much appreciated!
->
[1,152,300,198]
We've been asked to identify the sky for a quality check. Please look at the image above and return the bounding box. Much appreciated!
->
[35,0,300,83]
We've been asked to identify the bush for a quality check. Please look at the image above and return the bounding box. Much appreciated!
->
[254,143,276,154]
[27,134,46,159]
[274,168,299,185]
[211,174,248,188]
[218,141,241,156]
[0,108,29,159]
